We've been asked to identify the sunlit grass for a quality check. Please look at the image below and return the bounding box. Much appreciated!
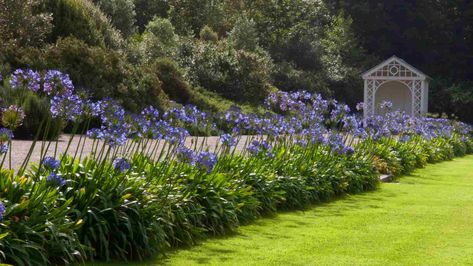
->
[116,155,473,266]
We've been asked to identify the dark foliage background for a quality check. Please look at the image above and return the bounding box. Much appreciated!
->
[1,0,472,122]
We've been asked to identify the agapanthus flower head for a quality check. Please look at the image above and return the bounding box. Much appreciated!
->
[50,93,83,121]
[164,126,189,145]
[379,100,393,109]
[141,106,160,123]
[42,156,60,170]
[220,133,237,147]
[0,143,8,154]
[176,146,195,164]
[0,201,5,221]
[2,105,25,130]
[47,172,66,187]
[0,128,13,142]
[295,138,308,147]
[93,99,126,126]
[96,123,131,147]
[247,140,272,156]
[43,70,74,95]
[86,128,104,139]
[113,157,131,172]
[9,69,41,92]
[195,151,217,173]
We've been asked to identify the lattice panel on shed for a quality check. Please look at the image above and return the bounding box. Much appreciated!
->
[412,80,423,116]
[368,60,419,78]
[366,80,383,116]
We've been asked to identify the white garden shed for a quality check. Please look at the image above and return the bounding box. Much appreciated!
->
[362,56,430,121]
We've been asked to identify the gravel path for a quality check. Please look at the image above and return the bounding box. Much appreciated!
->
[9,135,253,170]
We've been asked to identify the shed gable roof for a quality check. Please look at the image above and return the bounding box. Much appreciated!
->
[362,56,430,80]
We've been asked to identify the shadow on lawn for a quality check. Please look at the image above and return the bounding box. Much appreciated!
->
[93,174,432,266]
[155,187,407,265]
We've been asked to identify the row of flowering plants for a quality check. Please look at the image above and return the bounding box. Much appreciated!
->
[0,69,472,265]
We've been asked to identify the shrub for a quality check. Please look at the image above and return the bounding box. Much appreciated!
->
[45,0,124,49]
[17,94,63,140]
[93,0,137,38]
[189,87,266,114]
[199,25,218,42]
[134,0,170,32]
[228,15,260,52]
[0,37,168,113]
[151,59,191,104]
[184,41,273,103]
[45,37,166,111]
[0,0,53,48]
[140,17,179,61]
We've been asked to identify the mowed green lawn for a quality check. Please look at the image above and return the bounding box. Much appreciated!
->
[102,155,473,266]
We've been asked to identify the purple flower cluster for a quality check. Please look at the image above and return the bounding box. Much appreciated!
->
[356,102,365,111]
[0,201,5,221]
[86,100,131,147]
[0,143,8,154]
[175,145,218,172]
[195,151,218,173]
[43,70,74,95]
[113,157,131,172]
[220,133,237,147]
[50,94,84,121]
[176,146,195,164]
[47,172,66,187]
[42,156,60,170]
[0,128,13,142]
[247,140,273,157]
[9,69,41,91]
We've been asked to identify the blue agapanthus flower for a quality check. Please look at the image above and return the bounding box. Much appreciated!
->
[113,157,131,172]
[247,140,272,156]
[176,146,195,164]
[0,128,13,142]
[43,70,74,95]
[195,151,217,173]
[220,133,237,147]
[0,201,5,221]
[0,143,8,154]
[47,173,66,187]
[50,93,83,121]
[42,156,60,170]
[9,69,41,92]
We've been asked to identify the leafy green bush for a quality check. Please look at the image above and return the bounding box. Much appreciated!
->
[199,25,218,42]
[140,17,179,61]
[18,94,62,140]
[151,59,191,104]
[134,0,170,32]
[93,0,137,38]
[44,37,165,111]
[228,16,260,52]
[183,41,273,103]
[0,0,52,48]
[45,0,124,49]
